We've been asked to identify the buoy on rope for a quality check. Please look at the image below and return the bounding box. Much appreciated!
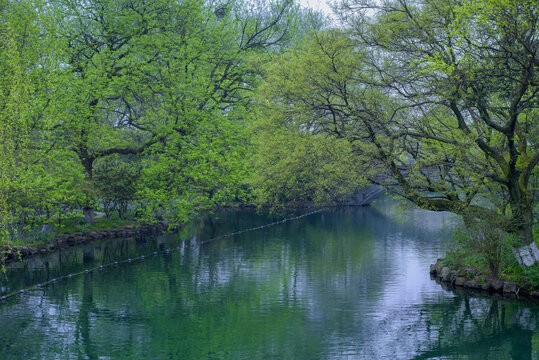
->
[0,208,326,302]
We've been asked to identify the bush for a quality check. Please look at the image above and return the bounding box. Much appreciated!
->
[523,265,539,291]
[93,158,141,219]
[447,221,516,278]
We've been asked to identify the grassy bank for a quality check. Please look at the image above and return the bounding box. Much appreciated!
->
[441,224,539,291]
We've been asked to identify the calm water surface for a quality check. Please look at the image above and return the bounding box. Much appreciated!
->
[1,198,539,359]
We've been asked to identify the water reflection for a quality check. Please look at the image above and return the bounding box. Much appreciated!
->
[1,199,538,359]
[414,297,538,359]
[0,209,291,296]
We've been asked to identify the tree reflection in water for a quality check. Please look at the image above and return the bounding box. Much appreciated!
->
[1,203,538,359]
[413,296,537,359]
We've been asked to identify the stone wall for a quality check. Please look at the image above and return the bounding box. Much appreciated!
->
[430,259,539,300]
[1,222,177,265]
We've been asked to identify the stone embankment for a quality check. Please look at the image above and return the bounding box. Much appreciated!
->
[1,222,177,265]
[430,259,539,300]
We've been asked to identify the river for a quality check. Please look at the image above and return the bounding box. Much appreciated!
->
[1,197,538,359]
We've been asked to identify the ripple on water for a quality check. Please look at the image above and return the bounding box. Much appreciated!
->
[0,204,538,359]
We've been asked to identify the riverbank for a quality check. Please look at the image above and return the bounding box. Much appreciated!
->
[430,259,539,300]
[1,222,182,266]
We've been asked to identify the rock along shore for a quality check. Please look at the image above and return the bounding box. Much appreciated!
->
[1,222,181,265]
[430,259,539,301]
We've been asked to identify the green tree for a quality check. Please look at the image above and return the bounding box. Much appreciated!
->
[256,0,538,258]
[340,0,538,244]
[249,108,367,208]
[0,0,86,245]
[93,157,140,219]
[0,0,328,246]
[43,0,311,225]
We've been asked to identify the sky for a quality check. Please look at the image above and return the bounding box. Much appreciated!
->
[297,0,334,16]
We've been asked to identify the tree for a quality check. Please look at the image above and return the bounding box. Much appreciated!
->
[256,0,538,258]
[249,122,367,208]
[47,0,178,223]
[41,0,313,225]
[250,35,369,208]
[39,0,238,223]
[130,0,318,223]
[93,157,140,219]
[0,0,86,245]
[0,0,330,245]
[341,0,538,244]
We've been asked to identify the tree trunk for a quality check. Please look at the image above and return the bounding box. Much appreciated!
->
[83,207,94,225]
[78,147,96,226]
[508,189,534,245]
[510,199,535,267]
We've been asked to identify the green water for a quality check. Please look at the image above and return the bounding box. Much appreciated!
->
[1,198,539,359]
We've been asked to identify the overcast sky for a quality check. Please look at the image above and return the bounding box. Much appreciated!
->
[297,0,334,16]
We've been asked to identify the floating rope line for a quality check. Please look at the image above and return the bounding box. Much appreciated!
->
[0,208,326,303]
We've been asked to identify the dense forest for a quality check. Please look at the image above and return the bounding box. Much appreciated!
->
[1,0,537,274]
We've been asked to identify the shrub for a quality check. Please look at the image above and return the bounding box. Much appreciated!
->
[524,265,539,291]
[93,159,141,219]
[449,221,515,278]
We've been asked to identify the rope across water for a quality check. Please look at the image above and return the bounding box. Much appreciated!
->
[0,208,325,303]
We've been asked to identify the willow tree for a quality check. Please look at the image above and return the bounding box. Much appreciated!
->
[257,0,538,261]
[0,0,85,245]
[0,1,29,245]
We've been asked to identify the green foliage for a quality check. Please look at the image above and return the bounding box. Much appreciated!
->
[0,0,86,245]
[523,265,539,291]
[441,221,539,287]
[449,223,517,277]
[56,216,133,234]
[255,0,538,255]
[0,0,313,247]
[249,115,367,208]
[94,158,141,219]
[249,30,371,207]
[137,115,251,224]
